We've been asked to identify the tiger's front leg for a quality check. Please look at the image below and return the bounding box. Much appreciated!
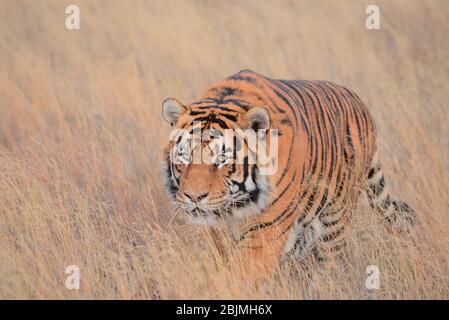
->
[284,206,351,267]
[208,225,286,290]
[227,232,288,289]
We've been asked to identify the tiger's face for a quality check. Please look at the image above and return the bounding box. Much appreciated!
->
[162,98,274,225]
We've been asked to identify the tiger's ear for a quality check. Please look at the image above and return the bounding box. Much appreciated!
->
[246,107,270,130]
[162,98,187,126]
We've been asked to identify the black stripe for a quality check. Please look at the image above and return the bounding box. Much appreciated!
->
[369,176,385,197]
[321,226,345,242]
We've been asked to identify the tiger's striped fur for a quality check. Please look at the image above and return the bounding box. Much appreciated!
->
[162,70,415,281]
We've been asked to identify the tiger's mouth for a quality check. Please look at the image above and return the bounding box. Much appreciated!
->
[182,202,232,217]
[186,208,223,217]
[178,195,254,219]
[178,194,247,217]
[178,205,229,225]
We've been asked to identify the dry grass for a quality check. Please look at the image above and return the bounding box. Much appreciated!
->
[0,0,448,299]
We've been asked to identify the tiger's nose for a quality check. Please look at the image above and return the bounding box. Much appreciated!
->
[184,192,209,202]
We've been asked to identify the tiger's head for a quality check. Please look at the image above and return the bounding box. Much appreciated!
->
[162,97,275,225]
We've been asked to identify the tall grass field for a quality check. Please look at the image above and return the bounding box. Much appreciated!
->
[0,0,448,299]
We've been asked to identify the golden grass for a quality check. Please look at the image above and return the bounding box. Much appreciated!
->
[0,0,448,299]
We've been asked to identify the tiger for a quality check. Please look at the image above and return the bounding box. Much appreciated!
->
[162,69,415,284]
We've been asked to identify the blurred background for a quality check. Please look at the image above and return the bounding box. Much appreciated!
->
[0,0,448,299]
